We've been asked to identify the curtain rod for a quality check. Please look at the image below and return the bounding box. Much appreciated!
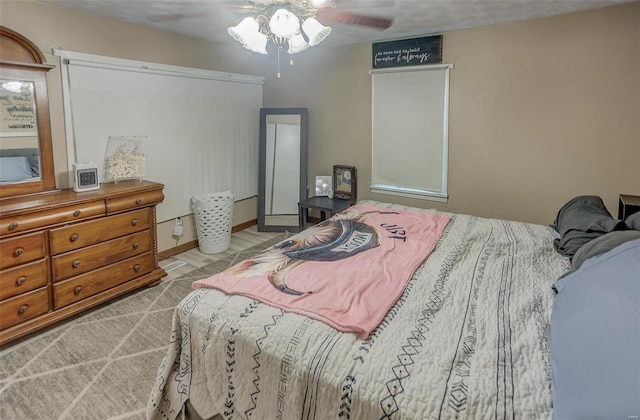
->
[53,48,264,85]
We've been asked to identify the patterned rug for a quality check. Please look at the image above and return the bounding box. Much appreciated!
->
[0,233,288,420]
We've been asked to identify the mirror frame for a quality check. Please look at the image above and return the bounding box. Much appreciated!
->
[0,26,56,199]
[258,107,308,232]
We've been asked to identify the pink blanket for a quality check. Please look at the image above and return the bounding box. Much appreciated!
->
[193,204,450,337]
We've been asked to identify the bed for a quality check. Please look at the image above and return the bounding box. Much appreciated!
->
[147,200,572,420]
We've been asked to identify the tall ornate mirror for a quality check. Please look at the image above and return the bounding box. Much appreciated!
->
[0,26,56,199]
[258,108,308,232]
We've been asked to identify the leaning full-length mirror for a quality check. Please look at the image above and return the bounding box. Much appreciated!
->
[258,108,308,232]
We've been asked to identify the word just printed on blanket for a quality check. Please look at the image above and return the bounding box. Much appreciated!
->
[193,204,450,338]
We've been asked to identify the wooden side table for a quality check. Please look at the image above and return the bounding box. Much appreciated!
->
[298,196,352,231]
[618,194,640,220]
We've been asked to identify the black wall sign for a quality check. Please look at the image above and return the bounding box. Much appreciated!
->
[372,35,443,69]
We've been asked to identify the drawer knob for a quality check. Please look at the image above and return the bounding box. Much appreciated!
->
[135,198,142,205]
[132,242,139,249]
[14,248,24,257]
[70,234,79,242]
[17,276,27,286]
[18,305,29,314]
[134,264,141,272]
[73,260,81,268]
[74,286,83,295]
[8,222,18,230]
[131,219,138,226]
[73,209,82,217]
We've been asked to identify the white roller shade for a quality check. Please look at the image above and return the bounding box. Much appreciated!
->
[371,64,450,200]
[55,50,264,222]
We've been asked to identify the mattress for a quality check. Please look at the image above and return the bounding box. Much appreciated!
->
[147,201,570,419]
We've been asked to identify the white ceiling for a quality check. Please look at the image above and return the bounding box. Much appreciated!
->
[38,0,634,48]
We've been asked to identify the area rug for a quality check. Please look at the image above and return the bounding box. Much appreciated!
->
[0,232,290,420]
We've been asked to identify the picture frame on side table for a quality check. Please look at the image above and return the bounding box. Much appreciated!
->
[333,165,357,203]
[315,175,333,196]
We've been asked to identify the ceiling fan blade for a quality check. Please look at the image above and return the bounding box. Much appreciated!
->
[316,9,393,29]
[328,0,396,8]
[149,13,202,22]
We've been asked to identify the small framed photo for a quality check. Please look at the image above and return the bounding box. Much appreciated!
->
[333,165,357,203]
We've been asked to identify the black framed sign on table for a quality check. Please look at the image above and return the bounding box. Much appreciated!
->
[333,165,357,203]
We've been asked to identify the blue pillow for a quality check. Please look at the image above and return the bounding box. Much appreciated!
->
[571,230,640,271]
[0,156,33,182]
[550,239,640,419]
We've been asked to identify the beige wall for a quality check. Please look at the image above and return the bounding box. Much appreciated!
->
[264,2,640,225]
[2,1,639,252]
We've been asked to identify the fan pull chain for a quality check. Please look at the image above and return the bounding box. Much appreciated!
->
[289,36,294,66]
[277,46,282,79]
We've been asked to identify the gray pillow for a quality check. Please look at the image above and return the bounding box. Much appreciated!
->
[625,211,640,230]
[571,230,640,271]
[551,195,626,258]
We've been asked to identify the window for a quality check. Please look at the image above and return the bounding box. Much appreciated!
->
[370,64,451,202]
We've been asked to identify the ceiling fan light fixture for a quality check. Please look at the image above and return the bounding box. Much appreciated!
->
[269,8,301,38]
[308,0,336,8]
[243,31,269,54]
[302,17,331,46]
[288,32,309,54]
[227,1,340,76]
[227,17,260,45]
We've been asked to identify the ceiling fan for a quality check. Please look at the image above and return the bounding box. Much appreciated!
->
[152,0,393,30]
[230,0,392,51]
[240,0,394,30]
[226,0,393,76]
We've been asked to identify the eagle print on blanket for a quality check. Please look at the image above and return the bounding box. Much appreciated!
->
[226,208,399,295]
[193,204,451,337]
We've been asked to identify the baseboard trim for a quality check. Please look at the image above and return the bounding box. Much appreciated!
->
[158,218,258,260]
[158,240,198,260]
[232,218,258,233]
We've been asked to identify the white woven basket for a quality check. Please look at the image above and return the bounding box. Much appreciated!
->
[192,191,234,254]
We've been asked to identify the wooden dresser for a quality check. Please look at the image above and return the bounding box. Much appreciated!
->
[0,180,166,346]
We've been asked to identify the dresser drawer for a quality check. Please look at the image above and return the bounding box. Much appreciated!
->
[52,230,151,281]
[0,288,49,330]
[0,232,46,270]
[0,259,48,301]
[53,253,153,309]
[49,208,151,255]
[106,189,164,214]
[1,200,105,236]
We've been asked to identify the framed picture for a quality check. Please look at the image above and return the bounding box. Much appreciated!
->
[315,175,332,196]
[333,165,357,203]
